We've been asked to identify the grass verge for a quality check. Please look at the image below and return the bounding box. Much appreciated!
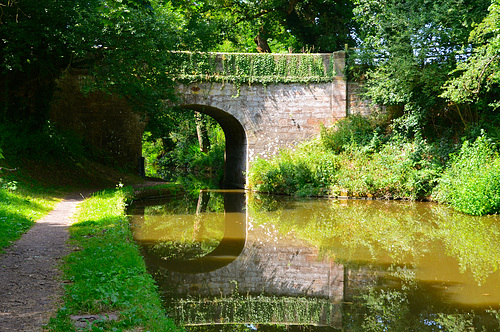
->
[46,186,182,331]
[0,184,60,253]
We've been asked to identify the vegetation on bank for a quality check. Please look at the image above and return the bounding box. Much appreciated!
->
[47,186,182,332]
[0,118,147,254]
[0,181,59,254]
[247,113,500,216]
[434,134,500,216]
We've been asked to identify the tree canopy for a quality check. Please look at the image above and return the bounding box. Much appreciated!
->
[169,0,357,53]
[441,0,500,110]
[1,0,499,145]
[350,0,491,136]
[1,0,189,122]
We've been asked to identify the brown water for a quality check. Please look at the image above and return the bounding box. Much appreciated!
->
[129,190,500,331]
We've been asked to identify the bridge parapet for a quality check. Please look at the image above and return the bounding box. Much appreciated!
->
[172,51,345,84]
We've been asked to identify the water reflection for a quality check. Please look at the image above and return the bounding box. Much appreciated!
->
[132,190,246,273]
[129,191,500,331]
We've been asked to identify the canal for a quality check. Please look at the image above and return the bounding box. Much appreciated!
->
[128,190,500,331]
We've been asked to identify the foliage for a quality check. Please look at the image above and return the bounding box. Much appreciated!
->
[143,110,225,189]
[433,133,500,215]
[248,140,339,196]
[248,115,443,200]
[441,0,500,109]
[320,114,383,154]
[0,0,190,127]
[176,52,336,85]
[47,187,181,331]
[332,138,442,200]
[350,0,491,136]
[79,1,186,116]
[171,0,357,53]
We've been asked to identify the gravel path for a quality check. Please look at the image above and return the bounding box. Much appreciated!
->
[0,191,93,332]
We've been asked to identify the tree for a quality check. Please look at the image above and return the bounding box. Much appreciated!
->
[77,0,187,116]
[0,0,190,124]
[351,0,490,136]
[170,0,357,53]
[441,0,500,111]
[1,0,82,123]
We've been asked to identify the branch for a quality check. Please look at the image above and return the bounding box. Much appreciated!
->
[0,167,17,172]
[463,55,498,94]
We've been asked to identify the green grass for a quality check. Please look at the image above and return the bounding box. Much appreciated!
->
[46,187,182,331]
[0,184,60,253]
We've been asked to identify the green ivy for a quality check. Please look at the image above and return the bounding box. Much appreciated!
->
[174,52,337,85]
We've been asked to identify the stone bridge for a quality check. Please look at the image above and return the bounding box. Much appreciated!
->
[175,52,347,188]
[51,51,373,188]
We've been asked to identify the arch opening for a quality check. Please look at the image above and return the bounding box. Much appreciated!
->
[178,104,247,189]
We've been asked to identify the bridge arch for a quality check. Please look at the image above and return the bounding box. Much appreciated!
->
[178,104,247,189]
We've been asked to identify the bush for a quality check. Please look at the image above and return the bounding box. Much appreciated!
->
[248,134,442,200]
[331,137,441,199]
[247,140,339,196]
[433,134,500,215]
[320,114,382,154]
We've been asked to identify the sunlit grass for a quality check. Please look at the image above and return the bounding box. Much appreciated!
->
[0,185,60,253]
[47,187,182,331]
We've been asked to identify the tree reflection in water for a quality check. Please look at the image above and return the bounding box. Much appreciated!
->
[129,191,500,331]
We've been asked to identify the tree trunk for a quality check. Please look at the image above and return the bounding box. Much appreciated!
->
[195,112,210,153]
[254,33,271,53]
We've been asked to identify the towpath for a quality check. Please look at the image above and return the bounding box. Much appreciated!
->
[0,190,91,331]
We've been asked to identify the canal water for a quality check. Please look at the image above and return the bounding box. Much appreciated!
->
[128,190,500,331]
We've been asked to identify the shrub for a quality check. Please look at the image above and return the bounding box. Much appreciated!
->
[248,134,442,200]
[332,138,440,200]
[247,141,339,196]
[320,114,381,154]
[434,133,500,215]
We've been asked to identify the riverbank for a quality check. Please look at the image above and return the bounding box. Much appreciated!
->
[247,116,500,216]
[0,166,183,331]
[45,183,182,331]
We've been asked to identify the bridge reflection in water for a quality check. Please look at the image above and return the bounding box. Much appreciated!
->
[131,191,500,331]
[129,190,344,330]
